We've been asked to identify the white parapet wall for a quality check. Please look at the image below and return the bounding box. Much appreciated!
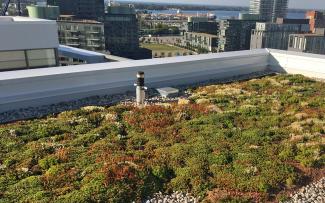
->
[0,49,269,112]
[268,49,325,79]
[1,48,325,113]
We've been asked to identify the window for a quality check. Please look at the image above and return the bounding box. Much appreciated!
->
[26,49,57,68]
[0,50,26,70]
[303,38,307,50]
[289,36,294,47]
[298,37,303,50]
[294,37,298,48]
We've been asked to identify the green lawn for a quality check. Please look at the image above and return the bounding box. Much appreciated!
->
[0,74,324,202]
[141,43,185,51]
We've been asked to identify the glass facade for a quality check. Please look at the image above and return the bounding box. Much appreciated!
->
[0,48,57,71]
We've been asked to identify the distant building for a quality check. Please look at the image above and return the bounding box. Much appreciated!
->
[249,0,288,22]
[305,11,325,32]
[47,0,105,21]
[187,16,219,35]
[250,19,310,50]
[27,2,60,20]
[218,19,257,52]
[183,32,218,52]
[239,13,262,21]
[57,15,105,52]
[288,28,325,55]
[104,4,151,59]
[0,16,59,71]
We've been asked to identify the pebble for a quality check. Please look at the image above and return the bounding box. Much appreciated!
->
[144,191,199,203]
[283,178,325,203]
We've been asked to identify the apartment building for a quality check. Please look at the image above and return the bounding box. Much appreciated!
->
[250,19,310,50]
[288,28,325,55]
[218,19,257,52]
[183,32,218,52]
[57,15,105,52]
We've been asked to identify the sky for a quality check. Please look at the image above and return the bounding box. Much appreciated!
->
[120,0,325,9]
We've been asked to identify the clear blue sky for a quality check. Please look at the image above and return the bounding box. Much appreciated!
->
[119,0,325,9]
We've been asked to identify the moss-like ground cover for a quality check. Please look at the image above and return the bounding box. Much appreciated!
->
[0,74,324,202]
[141,43,186,51]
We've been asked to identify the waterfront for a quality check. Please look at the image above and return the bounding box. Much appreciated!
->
[145,9,306,19]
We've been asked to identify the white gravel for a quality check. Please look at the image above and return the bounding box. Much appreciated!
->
[283,178,325,203]
[144,191,199,203]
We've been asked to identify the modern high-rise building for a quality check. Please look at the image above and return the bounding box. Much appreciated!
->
[104,4,138,54]
[47,0,105,21]
[104,4,151,59]
[187,16,219,35]
[249,0,288,22]
[218,19,258,52]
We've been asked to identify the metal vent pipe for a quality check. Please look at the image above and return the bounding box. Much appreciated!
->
[135,71,146,106]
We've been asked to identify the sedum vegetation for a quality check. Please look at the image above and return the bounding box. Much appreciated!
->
[0,74,324,202]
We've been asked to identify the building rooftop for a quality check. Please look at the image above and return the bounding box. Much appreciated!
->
[58,45,107,64]
[0,16,54,23]
[290,33,325,37]
[59,45,106,57]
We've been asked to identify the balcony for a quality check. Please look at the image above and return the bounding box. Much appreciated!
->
[86,31,101,34]
[66,43,81,47]
[87,44,102,47]
[65,36,79,40]
[88,38,101,41]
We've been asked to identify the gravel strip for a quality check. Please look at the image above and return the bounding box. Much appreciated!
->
[283,178,325,203]
[0,71,275,124]
[144,191,199,203]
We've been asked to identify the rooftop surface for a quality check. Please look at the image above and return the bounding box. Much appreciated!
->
[0,49,267,81]
[0,74,324,202]
[0,16,54,23]
[58,45,106,57]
